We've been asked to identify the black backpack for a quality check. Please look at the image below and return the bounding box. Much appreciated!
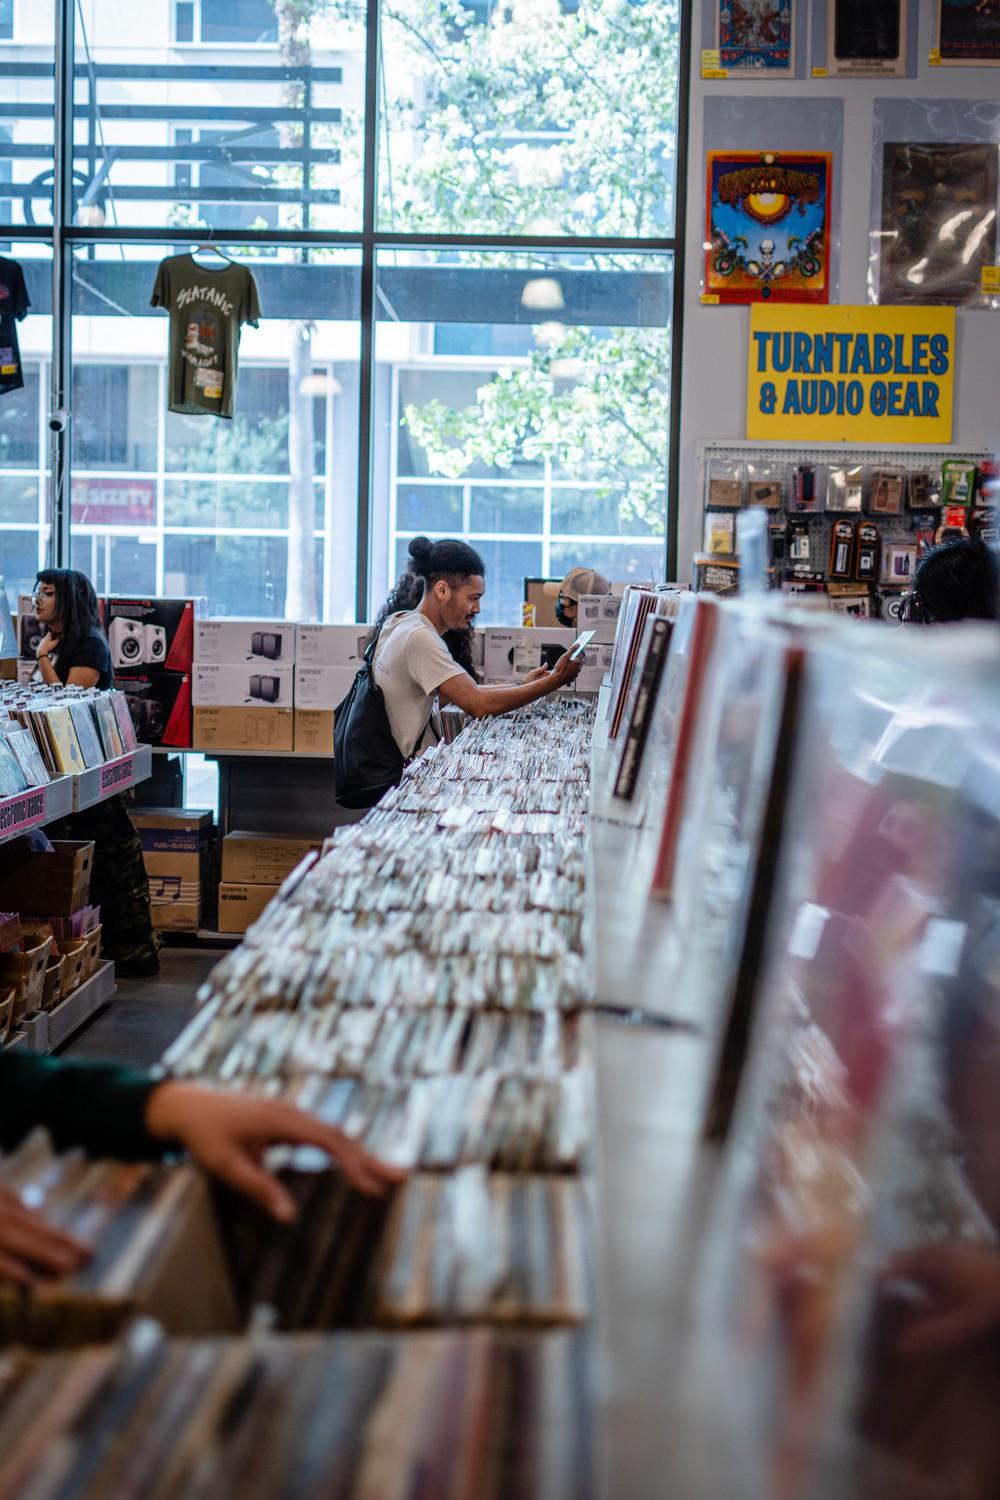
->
[333,628,406,809]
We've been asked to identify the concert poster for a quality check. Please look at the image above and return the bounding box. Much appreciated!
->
[717,0,795,74]
[704,151,832,305]
[938,0,1000,64]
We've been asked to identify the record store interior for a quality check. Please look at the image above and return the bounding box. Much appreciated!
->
[2,1,1000,1495]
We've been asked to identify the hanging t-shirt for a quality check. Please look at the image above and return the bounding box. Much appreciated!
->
[150,253,261,419]
[0,258,31,396]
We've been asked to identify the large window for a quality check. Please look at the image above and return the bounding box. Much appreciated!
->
[373,248,671,622]
[71,243,360,619]
[0,1,685,624]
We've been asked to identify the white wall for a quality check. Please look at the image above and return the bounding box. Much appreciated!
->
[676,5,1000,579]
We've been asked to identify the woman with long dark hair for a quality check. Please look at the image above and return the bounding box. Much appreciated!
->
[370,536,582,760]
[32,568,111,687]
[31,569,159,977]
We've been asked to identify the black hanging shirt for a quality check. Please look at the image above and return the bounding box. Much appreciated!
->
[0,257,30,395]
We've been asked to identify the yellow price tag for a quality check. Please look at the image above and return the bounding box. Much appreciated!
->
[0,365,15,375]
[702,68,729,78]
[982,265,1000,293]
[812,66,828,78]
[929,47,942,66]
[700,294,721,305]
[701,48,720,68]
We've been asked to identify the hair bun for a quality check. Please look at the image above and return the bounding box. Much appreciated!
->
[408,536,434,573]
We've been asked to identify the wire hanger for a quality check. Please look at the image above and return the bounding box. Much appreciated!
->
[191,240,234,264]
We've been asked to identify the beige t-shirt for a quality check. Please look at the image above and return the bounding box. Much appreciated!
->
[372,610,464,757]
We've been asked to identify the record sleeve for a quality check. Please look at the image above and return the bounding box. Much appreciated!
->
[879,143,999,307]
[0,734,27,797]
[6,727,50,787]
[110,690,138,753]
[68,702,105,769]
[94,696,125,760]
[41,705,86,776]
[705,151,832,305]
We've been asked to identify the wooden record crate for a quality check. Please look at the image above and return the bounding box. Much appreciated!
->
[56,938,87,998]
[0,935,53,1024]
[0,840,95,919]
[81,925,103,980]
[42,954,65,1011]
[0,987,14,1044]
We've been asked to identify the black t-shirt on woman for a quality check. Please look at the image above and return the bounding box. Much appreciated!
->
[53,629,113,690]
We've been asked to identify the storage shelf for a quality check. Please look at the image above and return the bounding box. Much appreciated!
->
[153,745,333,760]
[0,775,75,846]
[20,961,116,1054]
[0,747,153,845]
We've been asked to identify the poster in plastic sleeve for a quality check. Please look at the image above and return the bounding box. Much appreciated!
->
[879,143,998,307]
[705,151,832,305]
[937,0,1000,64]
[827,0,907,77]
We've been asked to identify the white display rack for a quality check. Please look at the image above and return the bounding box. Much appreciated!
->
[0,747,153,846]
[0,776,75,846]
[152,746,333,760]
[20,961,116,1054]
[698,438,995,471]
[73,745,153,809]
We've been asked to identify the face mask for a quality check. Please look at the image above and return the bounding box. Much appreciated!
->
[555,599,574,627]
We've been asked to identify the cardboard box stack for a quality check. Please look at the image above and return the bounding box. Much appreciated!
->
[218,830,323,934]
[293,624,367,753]
[193,620,299,752]
[131,808,213,933]
[0,839,101,1032]
[482,625,609,695]
[107,596,202,748]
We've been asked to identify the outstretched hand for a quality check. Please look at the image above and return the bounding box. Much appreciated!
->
[144,1082,407,1223]
[550,649,585,688]
[0,1185,89,1285]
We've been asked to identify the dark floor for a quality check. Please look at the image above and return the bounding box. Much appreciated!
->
[59,947,220,1069]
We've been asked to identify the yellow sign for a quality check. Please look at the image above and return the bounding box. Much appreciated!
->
[747,305,956,444]
[982,265,1000,293]
[811,66,829,77]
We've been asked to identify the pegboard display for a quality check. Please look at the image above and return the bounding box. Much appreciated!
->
[696,441,995,616]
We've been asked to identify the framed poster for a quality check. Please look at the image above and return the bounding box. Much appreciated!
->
[938,0,1000,64]
[827,0,907,77]
[705,151,832,305]
[717,1,795,74]
[879,142,999,306]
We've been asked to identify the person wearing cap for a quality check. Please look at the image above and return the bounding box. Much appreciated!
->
[544,566,611,629]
